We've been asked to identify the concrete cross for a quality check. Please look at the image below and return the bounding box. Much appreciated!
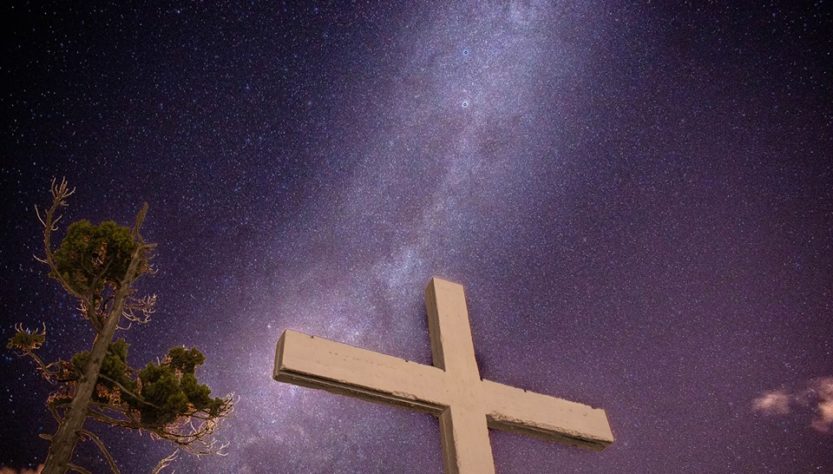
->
[273,277,614,473]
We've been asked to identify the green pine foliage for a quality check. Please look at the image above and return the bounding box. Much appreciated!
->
[71,339,137,404]
[167,346,205,373]
[136,346,226,426]
[51,220,146,294]
[6,330,46,352]
[68,340,226,428]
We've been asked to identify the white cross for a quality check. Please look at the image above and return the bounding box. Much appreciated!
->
[274,277,613,473]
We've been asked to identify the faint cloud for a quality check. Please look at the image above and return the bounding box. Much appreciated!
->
[753,376,833,434]
[809,377,833,433]
[752,389,791,415]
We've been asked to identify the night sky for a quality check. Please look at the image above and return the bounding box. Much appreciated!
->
[2,1,832,473]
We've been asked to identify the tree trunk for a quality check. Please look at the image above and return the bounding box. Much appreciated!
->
[42,255,142,474]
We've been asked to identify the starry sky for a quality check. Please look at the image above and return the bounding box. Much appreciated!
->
[2,1,832,473]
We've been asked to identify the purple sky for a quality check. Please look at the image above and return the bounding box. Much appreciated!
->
[2,2,832,472]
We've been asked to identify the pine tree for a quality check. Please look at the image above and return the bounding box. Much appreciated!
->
[8,178,233,473]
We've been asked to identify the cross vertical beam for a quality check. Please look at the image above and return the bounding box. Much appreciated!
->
[439,405,495,474]
[425,278,480,381]
[426,278,495,473]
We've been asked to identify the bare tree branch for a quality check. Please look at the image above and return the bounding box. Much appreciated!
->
[131,202,149,239]
[116,321,133,331]
[67,463,92,474]
[35,204,47,227]
[95,373,162,410]
[36,177,81,299]
[151,449,179,474]
[47,403,63,424]
[86,398,233,457]
[121,294,157,327]
[79,429,121,474]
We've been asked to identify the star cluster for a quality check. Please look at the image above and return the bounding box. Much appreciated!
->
[2,2,832,472]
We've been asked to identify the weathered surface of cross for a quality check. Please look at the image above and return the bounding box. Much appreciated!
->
[273,277,613,473]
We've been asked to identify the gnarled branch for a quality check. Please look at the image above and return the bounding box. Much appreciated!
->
[79,429,120,474]
[67,463,92,474]
[151,449,179,474]
[35,177,81,299]
[121,294,157,327]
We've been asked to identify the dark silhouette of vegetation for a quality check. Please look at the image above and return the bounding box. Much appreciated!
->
[8,178,233,474]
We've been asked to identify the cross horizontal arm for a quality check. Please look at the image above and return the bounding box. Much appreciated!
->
[480,379,614,451]
[274,330,450,414]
